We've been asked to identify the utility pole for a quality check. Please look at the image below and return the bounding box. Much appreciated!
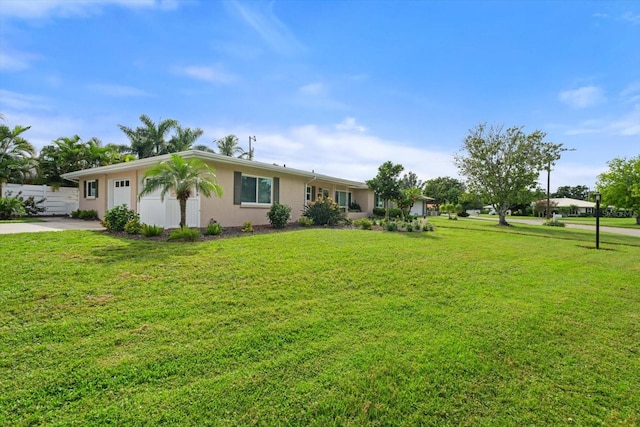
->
[248,136,256,160]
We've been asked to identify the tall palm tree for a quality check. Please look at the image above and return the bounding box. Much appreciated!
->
[214,134,246,157]
[139,154,223,228]
[119,114,178,158]
[0,124,35,195]
[168,125,204,152]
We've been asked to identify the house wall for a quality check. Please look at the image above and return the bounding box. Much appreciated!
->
[76,159,374,227]
[199,162,309,227]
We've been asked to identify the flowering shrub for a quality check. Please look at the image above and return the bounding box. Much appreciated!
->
[303,196,345,226]
[103,205,137,232]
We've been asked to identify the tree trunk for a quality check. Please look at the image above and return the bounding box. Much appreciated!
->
[179,198,187,228]
[498,213,509,226]
[636,214,640,225]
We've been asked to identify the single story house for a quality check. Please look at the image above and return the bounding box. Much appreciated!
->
[539,197,596,217]
[61,150,374,228]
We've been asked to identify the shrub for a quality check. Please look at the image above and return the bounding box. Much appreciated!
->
[0,197,26,220]
[298,216,314,227]
[167,227,200,241]
[241,221,253,233]
[348,201,361,212]
[386,221,398,232]
[372,207,386,218]
[406,223,414,232]
[78,209,98,220]
[5,191,46,216]
[353,218,373,230]
[70,209,81,219]
[103,205,137,232]
[388,208,402,220]
[141,223,164,237]
[303,197,345,226]
[124,215,142,234]
[266,202,292,229]
[204,221,223,235]
[422,222,435,232]
[457,211,470,217]
[543,219,566,227]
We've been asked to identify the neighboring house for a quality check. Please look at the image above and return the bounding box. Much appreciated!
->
[61,150,373,228]
[409,195,435,217]
[539,197,596,217]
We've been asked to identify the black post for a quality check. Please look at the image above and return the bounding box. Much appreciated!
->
[595,192,601,250]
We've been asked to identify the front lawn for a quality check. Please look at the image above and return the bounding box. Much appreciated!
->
[1,222,638,425]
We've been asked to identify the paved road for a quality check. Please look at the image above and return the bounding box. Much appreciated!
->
[468,216,640,237]
[0,217,105,235]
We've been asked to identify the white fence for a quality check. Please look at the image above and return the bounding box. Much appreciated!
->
[2,184,79,216]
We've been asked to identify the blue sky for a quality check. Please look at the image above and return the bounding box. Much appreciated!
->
[1,0,638,191]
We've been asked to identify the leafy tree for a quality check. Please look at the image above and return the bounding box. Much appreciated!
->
[422,176,466,207]
[119,114,178,158]
[454,123,551,226]
[168,125,204,152]
[38,136,125,185]
[458,191,484,211]
[401,171,424,191]
[366,161,404,219]
[214,135,246,158]
[552,185,590,200]
[193,144,216,153]
[139,154,223,228]
[0,124,35,195]
[596,155,640,224]
[396,187,422,218]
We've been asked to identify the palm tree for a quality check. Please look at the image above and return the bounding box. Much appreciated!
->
[119,114,178,158]
[0,124,35,195]
[214,135,246,157]
[193,144,216,153]
[168,125,204,152]
[139,154,223,228]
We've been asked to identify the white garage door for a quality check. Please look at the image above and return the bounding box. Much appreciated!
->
[109,179,131,209]
[138,180,200,228]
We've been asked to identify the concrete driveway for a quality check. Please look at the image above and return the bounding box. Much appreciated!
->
[0,217,105,234]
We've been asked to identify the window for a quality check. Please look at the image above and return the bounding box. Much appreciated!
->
[115,180,130,188]
[84,180,98,198]
[306,185,312,201]
[241,175,272,204]
[335,191,352,209]
[374,193,384,208]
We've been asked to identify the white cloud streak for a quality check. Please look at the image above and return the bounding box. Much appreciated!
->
[174,65,238,84]
[87,83,152,97]
[558,86,605,108]
[229,1,304,55]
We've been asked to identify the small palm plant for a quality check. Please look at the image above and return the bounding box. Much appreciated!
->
[139,154,223,228]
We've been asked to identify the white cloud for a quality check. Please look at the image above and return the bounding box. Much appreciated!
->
[87,83,152,97]
[174,65,238,84]
[202,121,457,183]
[0,0,177,19]
[0,89,51,111]
[299,82,325,95]
[620,11,640,25]
[592,12,609,19]
[335,117,366,133]
[0,49,40,72]
[558,86,605,108]
[565,104,640,136]
[620,82,640,103]
[229,1,304,55]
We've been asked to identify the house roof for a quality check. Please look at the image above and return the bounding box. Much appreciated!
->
[61,150,369,189]
[542,197,596,208]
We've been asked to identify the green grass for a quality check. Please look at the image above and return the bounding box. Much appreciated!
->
[1,223,639,426]
[560,216,640,229]
[0,217,44,223]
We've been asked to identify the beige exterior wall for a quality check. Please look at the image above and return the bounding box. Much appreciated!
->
[199,162,310,227]
[77,158,373,227]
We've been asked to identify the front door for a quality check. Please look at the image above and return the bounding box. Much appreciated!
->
[110,179,131,208]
